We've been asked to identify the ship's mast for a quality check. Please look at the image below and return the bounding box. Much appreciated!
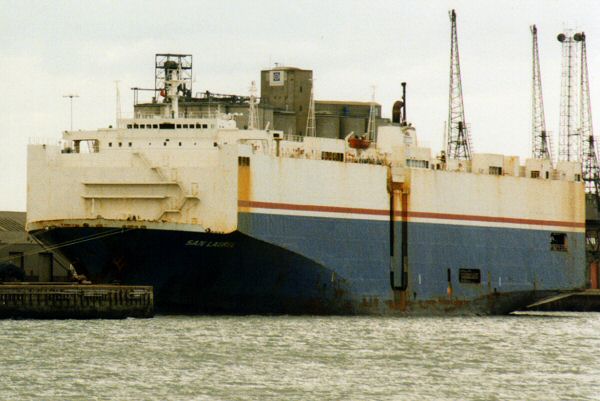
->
[248,81,259,130]
[557,31,580,161]
[367,86,377,141]
[306,78,316,137]
[154,54,193,119]
[446,9,472,160]
[62,94,79,131]
[531,25,552,162]
[167,67,183,118]
[576,32,600,195]
[115,80,122,127]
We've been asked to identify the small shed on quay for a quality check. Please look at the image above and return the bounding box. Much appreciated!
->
[0,211,69,282]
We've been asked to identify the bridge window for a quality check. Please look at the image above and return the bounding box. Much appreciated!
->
[531,170,540,178]
[159,123,174,129]
[238,156,250,166]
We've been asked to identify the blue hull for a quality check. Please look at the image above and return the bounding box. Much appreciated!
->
[31,212,586,315]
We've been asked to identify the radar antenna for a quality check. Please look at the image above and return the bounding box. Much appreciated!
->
[531,25,552,162]
[446,9,472,160]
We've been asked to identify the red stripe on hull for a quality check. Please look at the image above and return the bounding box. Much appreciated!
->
[238,200,584,229]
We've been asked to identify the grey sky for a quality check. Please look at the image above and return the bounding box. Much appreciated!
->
[1,0,599,211]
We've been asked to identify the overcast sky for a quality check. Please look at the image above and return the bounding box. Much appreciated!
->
[1,0,600,211]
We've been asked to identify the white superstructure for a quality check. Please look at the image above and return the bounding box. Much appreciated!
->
[27,112,584,237]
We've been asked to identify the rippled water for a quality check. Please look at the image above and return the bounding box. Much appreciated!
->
[0,313,599,400]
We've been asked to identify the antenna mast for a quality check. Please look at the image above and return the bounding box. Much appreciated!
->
[367,86,377,141]
[62,94,79,131]
[248,81,259,130]
[115,80,122,127]
[306,78,316,137]
[576,32,600,195]
[531,25,552,161]
[557,31,580,161]
[446,9,472,160]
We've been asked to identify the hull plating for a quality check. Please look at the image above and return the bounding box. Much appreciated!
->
[30,212,585,315]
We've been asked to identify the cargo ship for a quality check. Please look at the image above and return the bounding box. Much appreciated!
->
[26,55,586,315]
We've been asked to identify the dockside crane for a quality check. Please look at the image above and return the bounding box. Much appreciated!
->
[531,25,553,162]
[557,31,580,162]
[575,32,600,197]
[446,9,472,160]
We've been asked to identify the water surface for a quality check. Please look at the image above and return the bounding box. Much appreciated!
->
[1,313,599,400]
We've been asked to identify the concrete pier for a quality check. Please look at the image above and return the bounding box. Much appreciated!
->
[0,283,153,319]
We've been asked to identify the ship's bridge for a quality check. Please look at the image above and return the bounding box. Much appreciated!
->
[118,116,237,130]
[60,114,272,155]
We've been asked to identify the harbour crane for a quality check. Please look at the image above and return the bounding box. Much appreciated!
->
[531,25,552,162]
[557,31,580,162]
[446,9,472,160]
[575,32,600,197]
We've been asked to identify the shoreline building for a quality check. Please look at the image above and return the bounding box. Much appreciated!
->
[0,211,69,281]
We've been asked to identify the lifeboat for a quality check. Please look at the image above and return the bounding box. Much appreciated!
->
[348,135,370,149]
